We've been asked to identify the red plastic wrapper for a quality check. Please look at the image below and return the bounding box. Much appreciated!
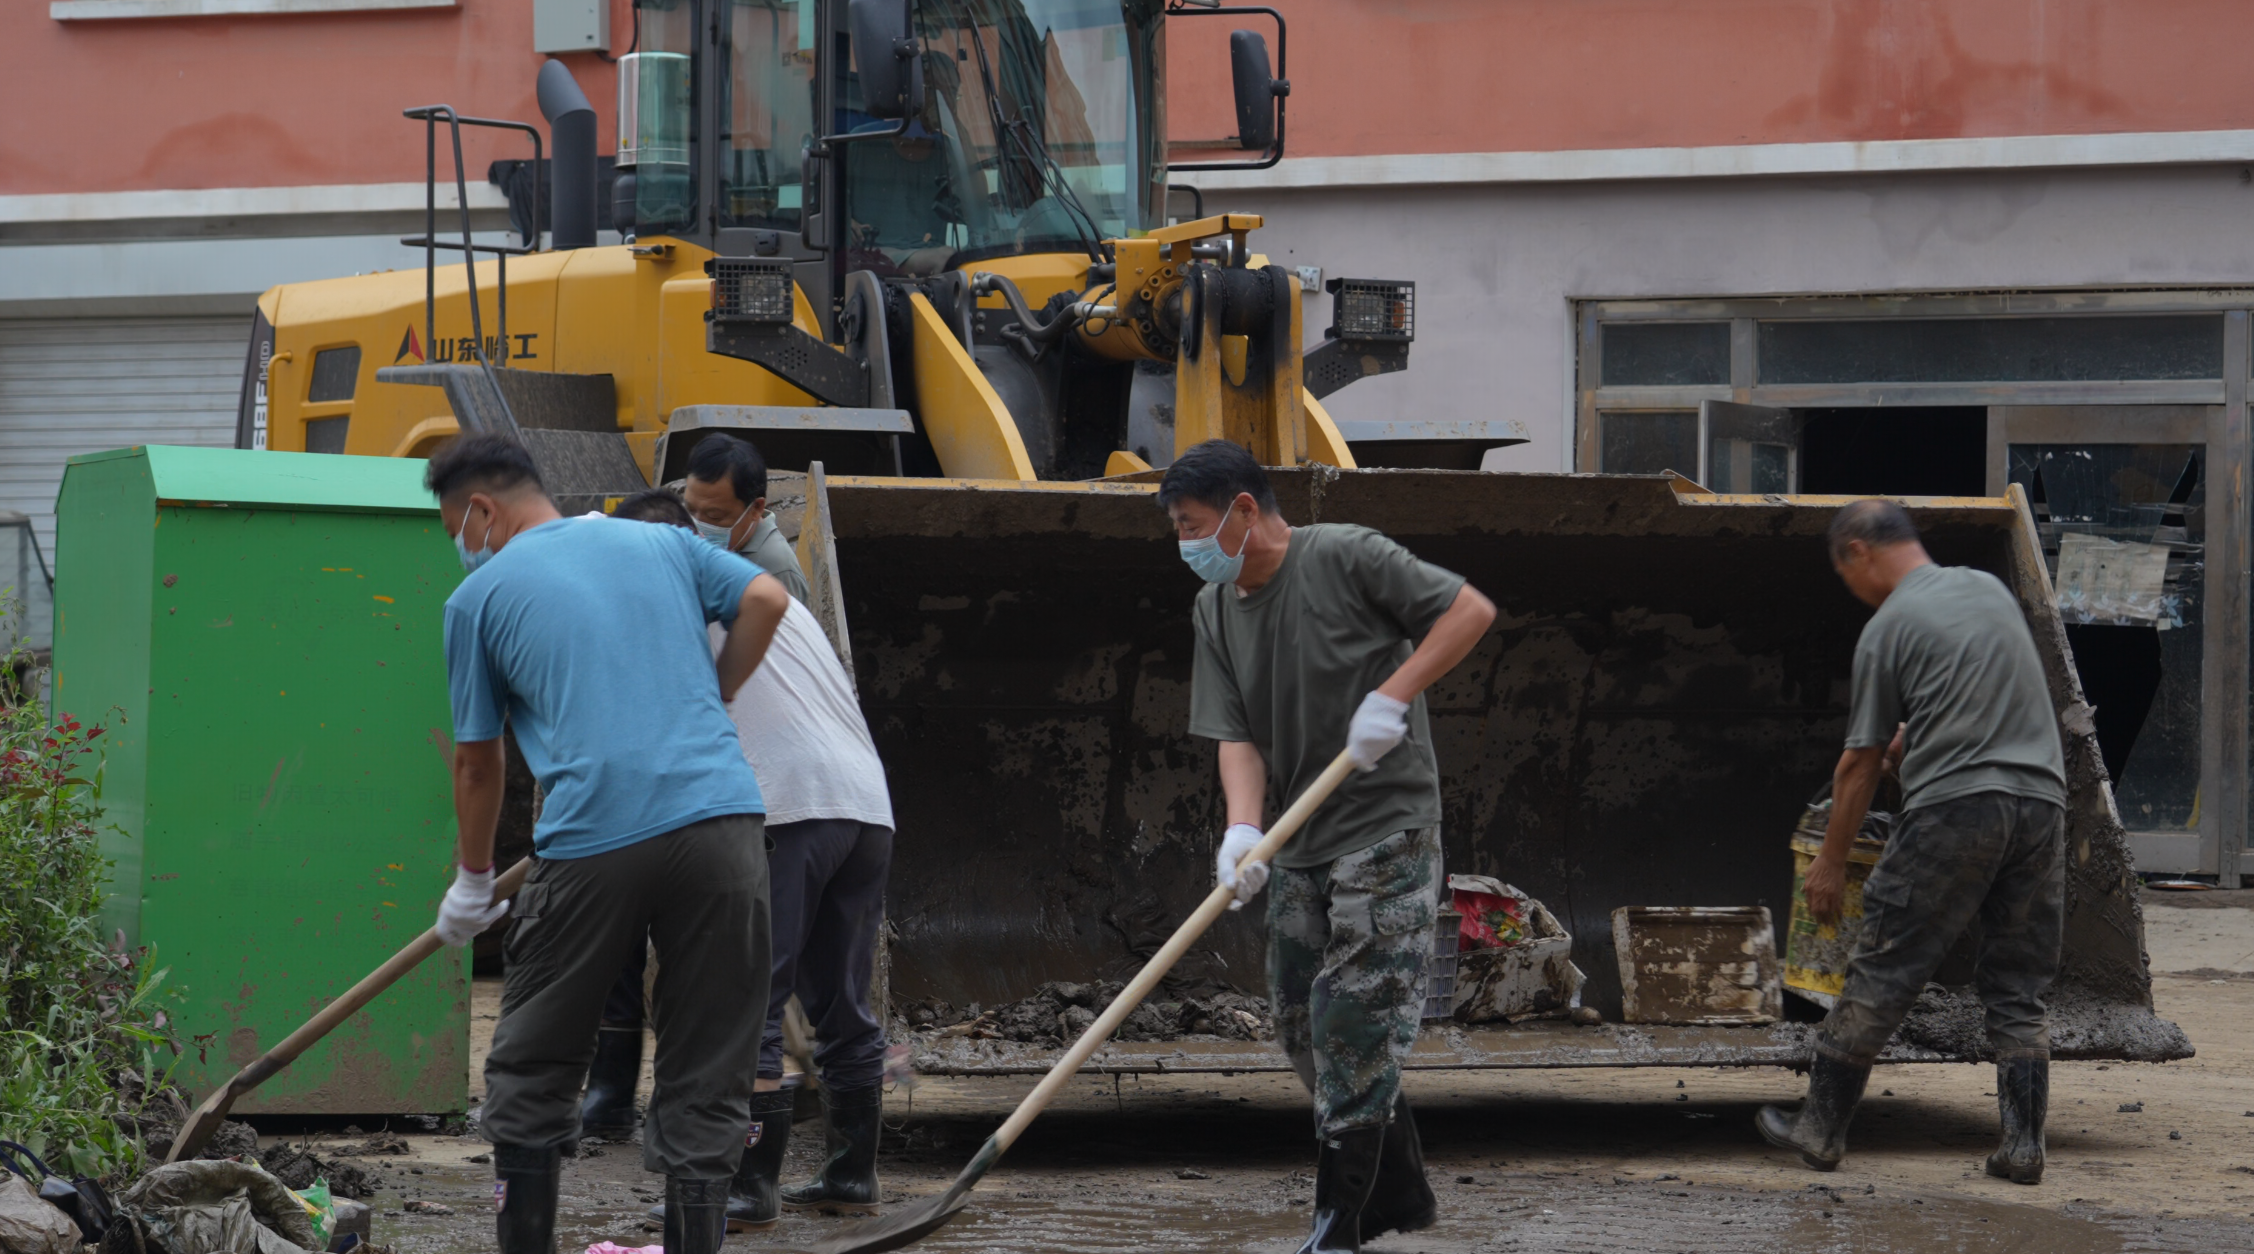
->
[1448,874,1530,950]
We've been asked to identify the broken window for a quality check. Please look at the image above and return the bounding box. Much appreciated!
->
[2011,444,2205,832]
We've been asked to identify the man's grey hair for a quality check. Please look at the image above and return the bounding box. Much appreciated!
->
[1827,498,1921,563]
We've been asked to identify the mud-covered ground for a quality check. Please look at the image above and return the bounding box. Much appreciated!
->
[258,890,2254,1253]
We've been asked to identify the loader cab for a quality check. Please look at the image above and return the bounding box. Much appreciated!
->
[619,0,1168,336]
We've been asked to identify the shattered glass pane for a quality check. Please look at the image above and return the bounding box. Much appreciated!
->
[2010,443,2203,834]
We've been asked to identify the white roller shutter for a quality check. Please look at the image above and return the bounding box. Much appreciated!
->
[0,316,251,587]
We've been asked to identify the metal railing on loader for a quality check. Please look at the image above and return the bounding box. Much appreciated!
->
[398,104,543,432]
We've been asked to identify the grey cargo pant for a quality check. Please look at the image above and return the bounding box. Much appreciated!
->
[1819,791,2064,1065]
[758,818,893,1090]
[1268,826,1439,1138]
[482,813,769,1180]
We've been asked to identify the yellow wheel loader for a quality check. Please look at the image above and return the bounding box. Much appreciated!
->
[234,0,1490,495]
[232,0,2182,1071]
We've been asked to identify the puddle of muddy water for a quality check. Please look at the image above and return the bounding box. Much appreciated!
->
[911,1194,1305,1253]
[341,1134,2249,1254]
[887,1183,2248,1254]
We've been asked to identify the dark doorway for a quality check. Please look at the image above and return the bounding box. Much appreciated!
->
[1798,407,1988,496]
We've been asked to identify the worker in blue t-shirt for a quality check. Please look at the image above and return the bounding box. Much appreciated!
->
[424,434,789,1254]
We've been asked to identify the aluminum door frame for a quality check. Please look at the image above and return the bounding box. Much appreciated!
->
[1987,400,2247,883]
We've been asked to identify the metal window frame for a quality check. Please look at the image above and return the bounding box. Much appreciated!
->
[1573,289,2254,884]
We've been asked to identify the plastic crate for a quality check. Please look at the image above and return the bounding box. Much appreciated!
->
[1423,909,1462,1020]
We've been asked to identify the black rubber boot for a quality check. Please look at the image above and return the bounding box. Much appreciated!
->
[1755,1052,1872,1172]
[1295,1125,1383,1254]
[662,1177,730,1254]
[493,1144,561,1254]
[1985,1056,2048,1185]
[579,1025,643,1140]
[642,1091,797,1232]
[732,1090,796,1227]
[781,1085,882,1213]
[1360,1094,1437,1242]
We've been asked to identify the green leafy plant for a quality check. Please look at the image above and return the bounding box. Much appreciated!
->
[0,652,183,1180]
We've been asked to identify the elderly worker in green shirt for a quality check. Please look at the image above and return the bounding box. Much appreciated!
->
[1161,439,1496,1254]
[1759,498,2068,1184]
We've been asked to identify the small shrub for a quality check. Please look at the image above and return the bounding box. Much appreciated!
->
[0,652,182,1180]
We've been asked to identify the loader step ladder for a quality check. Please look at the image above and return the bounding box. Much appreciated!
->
[380,104,648,514]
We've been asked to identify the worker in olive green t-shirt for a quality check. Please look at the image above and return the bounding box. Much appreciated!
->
[1160,440,1496,1254]
[1757,498,2068,1186]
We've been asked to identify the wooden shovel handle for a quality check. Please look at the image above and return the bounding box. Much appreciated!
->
[985,750,1357,1156]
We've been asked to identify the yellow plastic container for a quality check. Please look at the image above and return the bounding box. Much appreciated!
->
[1783,804,1889,1008]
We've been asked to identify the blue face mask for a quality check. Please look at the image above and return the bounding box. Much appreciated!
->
[1179,513,1249,584]
[694,504,750,551]
[455,514,496,573]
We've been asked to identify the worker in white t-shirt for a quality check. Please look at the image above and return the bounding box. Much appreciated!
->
[611,487,896,1233]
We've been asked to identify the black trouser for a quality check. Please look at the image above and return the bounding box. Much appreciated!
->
[1820,791,2064,1065]
[483,814,768,1179]
[758,818,893,1090]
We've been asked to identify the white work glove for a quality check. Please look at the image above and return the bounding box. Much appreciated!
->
[1216,823,1269,911]
[435,864,510,946]
[1347,691,1411,771]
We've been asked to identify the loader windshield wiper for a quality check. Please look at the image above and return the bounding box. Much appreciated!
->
[843,0,1152,268]
[947,3,1108,262]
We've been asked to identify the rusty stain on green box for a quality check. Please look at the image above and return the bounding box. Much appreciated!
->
[52,446,465,1114]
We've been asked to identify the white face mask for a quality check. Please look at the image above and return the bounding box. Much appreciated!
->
[695,504,752,550]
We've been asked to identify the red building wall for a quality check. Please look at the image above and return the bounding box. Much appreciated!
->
[7,0,2254,198]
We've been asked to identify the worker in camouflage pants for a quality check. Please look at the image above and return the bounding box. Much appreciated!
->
[1268,826,1444,1132]
[1160,441,1495,1254]
[1758,499,2068,1185]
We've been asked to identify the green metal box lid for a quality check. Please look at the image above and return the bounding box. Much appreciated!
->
[69,446,438,515]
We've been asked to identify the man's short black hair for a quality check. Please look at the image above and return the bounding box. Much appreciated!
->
[686,433,769,506]
[1156,439,1278,516]
[424,433,546,502]
[614,488,693,527]
[1828,498,1921,562]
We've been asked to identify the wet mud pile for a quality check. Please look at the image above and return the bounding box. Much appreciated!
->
[1896,981,2191,1061]
[255,1140,392,1199]
[907,981,1273,1047]
[135,1095,257,1165]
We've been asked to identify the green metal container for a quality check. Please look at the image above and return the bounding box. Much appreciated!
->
[51,446,466,1114]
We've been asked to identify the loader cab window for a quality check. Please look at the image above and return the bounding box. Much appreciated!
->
[840,0,1165,274]
[721,0,818,231]
[631,1,700,236]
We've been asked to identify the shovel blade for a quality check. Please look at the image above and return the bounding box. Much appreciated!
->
[164,1090,236,1164]
[784,1190,970,1254]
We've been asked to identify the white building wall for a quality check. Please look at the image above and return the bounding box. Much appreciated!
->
[1202,163,2254,471]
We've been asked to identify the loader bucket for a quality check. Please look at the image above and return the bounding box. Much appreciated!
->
[824,470,2187,1071]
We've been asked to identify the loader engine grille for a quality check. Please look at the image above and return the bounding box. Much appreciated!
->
[711,258,796,324]
[1328,278,1415,342]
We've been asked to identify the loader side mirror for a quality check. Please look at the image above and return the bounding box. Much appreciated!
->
[1230,30,1282,150]
[850,0,926,120]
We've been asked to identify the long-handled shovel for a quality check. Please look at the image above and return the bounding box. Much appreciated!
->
[164,858,534,1163]
[790,749,1360,1254]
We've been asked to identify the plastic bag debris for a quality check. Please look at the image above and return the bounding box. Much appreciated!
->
[1448,874,1531,950]
[0,1171,79,1254]
[1446,876,1586,1023]
[110,1159,319,1254]
[292,1179,333,1250]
